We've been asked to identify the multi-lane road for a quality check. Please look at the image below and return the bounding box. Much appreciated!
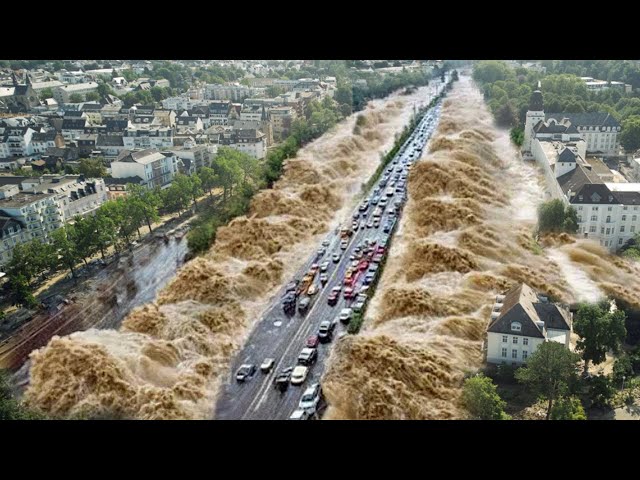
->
[214,78,448,420]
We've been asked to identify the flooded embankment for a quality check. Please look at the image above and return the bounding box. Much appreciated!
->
[321,76,640,420]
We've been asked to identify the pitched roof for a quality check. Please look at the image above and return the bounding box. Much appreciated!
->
[487,283,570,337]
[96,134,124,147]
[557,148,577,163]
[570,183,617,205]
[533,303,571,331]
[546,112,620,128]
[61,118,87,130]
[31,132,58,142]
[557,163,602,196]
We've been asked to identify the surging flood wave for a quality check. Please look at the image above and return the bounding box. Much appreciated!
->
[321,76,640,420]
[24,87,433,419]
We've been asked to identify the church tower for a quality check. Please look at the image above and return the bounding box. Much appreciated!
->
[523,84,545,153]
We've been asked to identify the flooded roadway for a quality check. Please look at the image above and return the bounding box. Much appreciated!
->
[1,228,189,388]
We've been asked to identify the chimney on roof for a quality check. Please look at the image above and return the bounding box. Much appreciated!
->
[536,321,545,333]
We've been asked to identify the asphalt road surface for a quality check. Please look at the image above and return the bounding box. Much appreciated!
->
[215,79,448,420]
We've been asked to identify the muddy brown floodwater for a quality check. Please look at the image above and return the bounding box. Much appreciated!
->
[23,86,437,419]
[321,76,640,420]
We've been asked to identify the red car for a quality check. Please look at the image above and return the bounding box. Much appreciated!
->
[358,260,369,271]
[376,246,386,255]
[327,291,339,306]
[372,253,383,264]
[343,287,355,299]
[306,335,320,348]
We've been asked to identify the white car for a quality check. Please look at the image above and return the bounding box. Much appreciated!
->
[332,253,341,263]
[299,383,322,414]
[260,358,275,373]
[289,409,310,420]
[320,261,330,272]
[291,366,309,385]
[339,307,353,323]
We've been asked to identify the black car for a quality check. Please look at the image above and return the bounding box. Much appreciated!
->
[274,367,294,391]
[282,292,297,314]
[236,364,256,382]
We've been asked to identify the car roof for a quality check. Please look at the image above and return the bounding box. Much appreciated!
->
[293,365,308,374]
[300,347,315,354]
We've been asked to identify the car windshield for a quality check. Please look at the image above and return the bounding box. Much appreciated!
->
[301,394,314,402]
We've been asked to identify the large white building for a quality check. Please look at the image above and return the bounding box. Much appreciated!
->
[204,83,265,102]
[486,283,572,365]
[0,175,108,266]
[533,138,640,251]
[53,82,99,103]
[122,125,173,149]
[111,149,179,189]
[523,88,621,156]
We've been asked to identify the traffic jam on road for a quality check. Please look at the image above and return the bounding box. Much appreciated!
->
[218,81,447,421]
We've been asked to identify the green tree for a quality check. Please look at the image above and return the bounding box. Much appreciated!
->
[620,115,640,153]
[187,220,217,255]
[38,87,53,100]
[538,199,566,233]
[78,158,107,178]
[69,93,84,103]
[171,174,202,211]
[92,206,119,257]
[574,300,627,373]
[495,102,517,127]
[162,177,192,215]
[50,226,80,278]
[266,85,284,98]
[549,396,586,420]
[198,166,218,197]
[71,215,99,265]
[0,370,46,420]
[85,91,100,102]
[588,374,615,409]
[127,184,161,232]
[212,148,243,201]
[461,374,510,420]
[97,83,114,98]
[562,206,579,234]
[515,342,580,420]
[510,126,524,147]
[612,354,633,386]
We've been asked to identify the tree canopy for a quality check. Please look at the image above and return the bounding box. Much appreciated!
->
[574,300,627,372]
[515,342,580,420]
[461,374,510,420]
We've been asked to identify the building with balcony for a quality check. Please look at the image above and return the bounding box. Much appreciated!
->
[111,149,179,189]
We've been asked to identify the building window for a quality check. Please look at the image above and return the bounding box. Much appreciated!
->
[633,215,637,222]
[522,350,528,361]
[622,215,627,221]
[512,349,518,359]
[606,228,611,235]
[577,206,583,211]
[621,226,625,233]
[606,216,611,223]
[593,207,598,211]
[619,238,624,245]
[502,335,507,343]
[591,215,598,221]
[601,227,605,234]
[632,226,636,233]
[608,207,613,212]
[624,206,628,211]
[501,348,507,358]
[590,226,597,233]
[523,338,529,346]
